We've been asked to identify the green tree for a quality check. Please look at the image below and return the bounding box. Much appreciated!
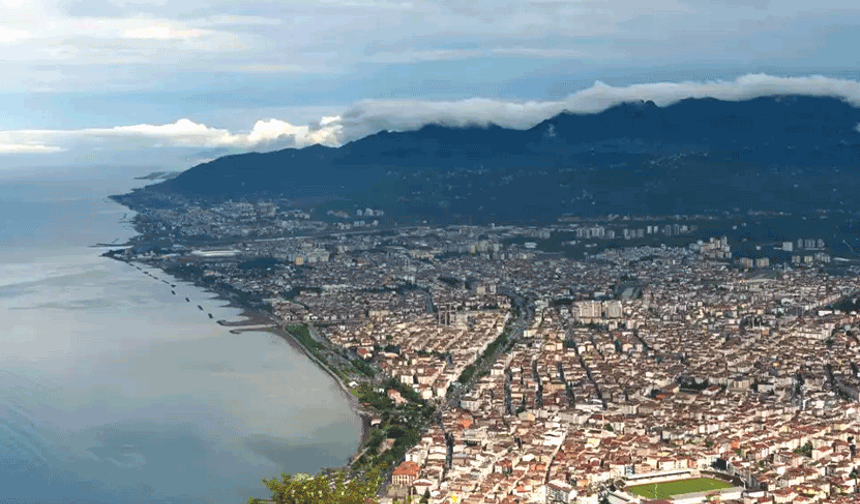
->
[793,441,813,457]
[249,468,382,504]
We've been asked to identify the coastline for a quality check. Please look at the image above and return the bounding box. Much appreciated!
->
[227,312,372,452]
[221,308,374,447]
[104,254,373,467]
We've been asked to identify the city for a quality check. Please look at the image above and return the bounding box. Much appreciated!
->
[6,1,860,502]
[109,199,860,504]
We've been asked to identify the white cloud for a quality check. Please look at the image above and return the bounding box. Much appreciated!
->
[114,119,206,134]
[0,26,29,43]
[0,117,344,155]
[0,143,64,154]
[243,118,343,147]
[335,74,860,137]
[3,73,860,157]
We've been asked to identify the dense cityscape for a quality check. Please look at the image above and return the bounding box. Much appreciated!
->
[108,196,860,504]
[6,0,860,501]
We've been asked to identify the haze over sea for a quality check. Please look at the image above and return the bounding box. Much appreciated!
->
[0,168,360,504]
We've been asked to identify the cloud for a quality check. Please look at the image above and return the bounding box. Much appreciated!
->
[191,14,283,27]
[0,117,344,155]
[3,0,860,94]
[0,143,64,154]
[0,26,29,43]
[96,117,343,148]
[244,118,342,147]
[334,74,860,137]
[92,119,238,146]
[122,26,209,40]
[3,73,860,159]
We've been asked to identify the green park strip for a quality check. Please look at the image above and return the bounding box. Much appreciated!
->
[626,478,734,499]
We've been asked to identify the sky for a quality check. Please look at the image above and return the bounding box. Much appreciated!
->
[1,0,860,171]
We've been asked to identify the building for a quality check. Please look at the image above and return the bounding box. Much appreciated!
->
[391,461,420,487]
[577,300,603,319]
[545,480,576,503]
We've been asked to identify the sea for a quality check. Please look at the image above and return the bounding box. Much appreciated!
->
[0,168,361,503]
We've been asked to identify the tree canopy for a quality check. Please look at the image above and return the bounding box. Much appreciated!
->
[248,469,382,504]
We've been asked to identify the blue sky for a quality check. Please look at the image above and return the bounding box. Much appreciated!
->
[1,0,860,170]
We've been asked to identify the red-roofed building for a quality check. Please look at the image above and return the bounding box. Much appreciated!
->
[392,460,421,487]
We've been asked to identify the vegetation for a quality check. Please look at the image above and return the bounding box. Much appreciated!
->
[249,468,382,504]
[626,478,733,499]
[794,441,813,457]
[351,378,433,475]
[438,276,461,287]
[286,324,334,371]
[272,308,522,502]
[352,358,377,378]
[458,364,477,384]
[454,307,518,385]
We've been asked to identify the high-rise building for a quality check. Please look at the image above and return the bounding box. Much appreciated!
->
[576,300,602,319]
[605,300,623,319]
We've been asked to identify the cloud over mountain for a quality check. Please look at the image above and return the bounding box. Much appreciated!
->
[335,74,860,139]
[3,74,860,161]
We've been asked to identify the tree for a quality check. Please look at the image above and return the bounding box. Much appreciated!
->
[249,468,382,504]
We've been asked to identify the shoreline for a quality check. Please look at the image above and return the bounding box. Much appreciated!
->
[105,254,373,467]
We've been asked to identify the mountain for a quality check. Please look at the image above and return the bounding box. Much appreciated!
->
[113,95,860,221]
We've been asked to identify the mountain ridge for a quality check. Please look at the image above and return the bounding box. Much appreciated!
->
[113,95,860,221]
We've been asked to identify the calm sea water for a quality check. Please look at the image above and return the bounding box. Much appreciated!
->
[0,170,360,503]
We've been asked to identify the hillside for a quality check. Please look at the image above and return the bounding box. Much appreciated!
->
[112,95,860,222]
